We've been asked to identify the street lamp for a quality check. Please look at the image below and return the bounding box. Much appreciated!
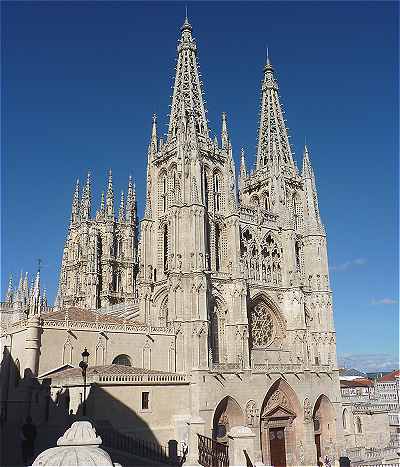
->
[79,348,90,416]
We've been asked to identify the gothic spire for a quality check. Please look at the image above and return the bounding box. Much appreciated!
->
[221,112,229,150]
[240,148,247,179]
[6,273,13,303]
[42,288,48,307]
[30,269,41,315]
[118,191,125,222]
[150,113,158,153]
[256,55,295,174]
[301,144,321,225]
[126,175,136,223]
[80,172,91,220]
[302,144,314,180]
[106,169,114,218]
[167,16,208,141]
[71,178,80,225]
[100,192,105,213]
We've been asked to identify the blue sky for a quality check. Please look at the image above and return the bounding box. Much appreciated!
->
[2,2,398,371]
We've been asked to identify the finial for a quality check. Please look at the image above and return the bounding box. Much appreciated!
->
[264,46,273,71]
[181,5,192,31]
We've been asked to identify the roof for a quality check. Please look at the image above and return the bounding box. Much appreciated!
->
[378,370,400,382]
[40,364,173,380]
[42,307,127,324]
[340,378,374,388]
[339,368,368,378]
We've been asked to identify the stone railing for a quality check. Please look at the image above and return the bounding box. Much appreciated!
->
[210,362,243,373]
[347,445,400,464]
[252,363,303,374]
[44,370,188,387]
[239,206,278,224]
[353,403,389,413]
[311,364,332,373]
[41,318,175,336]
[99,372,188,385]
[341,395,375,404]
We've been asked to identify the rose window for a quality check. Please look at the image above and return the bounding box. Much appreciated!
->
[250,304,275,348]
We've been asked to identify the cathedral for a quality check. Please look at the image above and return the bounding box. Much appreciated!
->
[1,17,345,467]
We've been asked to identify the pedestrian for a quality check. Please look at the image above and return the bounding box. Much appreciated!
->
[21,416,37,465]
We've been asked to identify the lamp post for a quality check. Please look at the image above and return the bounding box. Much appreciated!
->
[79,348,89,416]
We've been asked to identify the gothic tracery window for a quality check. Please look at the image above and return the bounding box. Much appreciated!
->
[249,302,276,348]
[264,192,271,211]
[215,224,221,271]
[163,224,169,272]
[213,172,222,212]
[159,172,167,213]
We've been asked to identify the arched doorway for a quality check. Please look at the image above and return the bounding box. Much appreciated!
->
[212,396,244,444]
[313,395,337,466]
[260,380,301,467]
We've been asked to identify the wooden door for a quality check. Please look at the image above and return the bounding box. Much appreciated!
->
[269,427,286,467]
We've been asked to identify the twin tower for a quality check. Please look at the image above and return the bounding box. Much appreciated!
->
[56,17,329,337]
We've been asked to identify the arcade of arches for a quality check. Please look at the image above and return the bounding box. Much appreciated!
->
[211,380,338,467]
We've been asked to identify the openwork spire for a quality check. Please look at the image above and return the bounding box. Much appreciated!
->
[301,144,321,225]
[126,175,136,223]
[80,172,91,220]
[106,169,114,218]
[240,148,248,179]
[256,57,295,174]
[167,17,209,140]
[70,178,80,225]
[221,112,229,150]
[302,144,314,180]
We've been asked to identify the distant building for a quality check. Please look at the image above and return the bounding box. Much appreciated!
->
[339,372,400,465]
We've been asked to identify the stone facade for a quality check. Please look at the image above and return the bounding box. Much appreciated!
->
[1,17,348,467]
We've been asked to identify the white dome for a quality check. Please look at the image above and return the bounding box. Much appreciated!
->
[32,421,115,467]
[32,446,114,466]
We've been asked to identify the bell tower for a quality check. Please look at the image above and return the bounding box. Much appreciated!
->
[138,17,246,373]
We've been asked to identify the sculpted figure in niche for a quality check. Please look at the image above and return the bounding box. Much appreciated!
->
[246,400,257,427]
[303,397,312,422]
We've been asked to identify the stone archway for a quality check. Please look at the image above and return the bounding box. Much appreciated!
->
[260,379,301,467]
[212,396,245,444]
[313,395,337,466]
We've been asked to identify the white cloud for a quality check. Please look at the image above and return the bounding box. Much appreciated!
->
[338,353,399,373]
[330,258,367,272]
[370,298,398,305]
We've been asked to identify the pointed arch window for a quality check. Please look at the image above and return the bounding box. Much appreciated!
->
[112,270,122,293]
[159,173,167,213]
[264,192,271,211]
[292,193,302,230]
[356,417,362,433]
[210,306,225,364]
[215,224,221,272]
[295,241,301,272]
[213,173,221,212]
[14,358,21,387]
[163,224,169,272]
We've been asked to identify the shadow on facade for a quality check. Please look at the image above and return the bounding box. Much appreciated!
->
[0,347,179,466]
